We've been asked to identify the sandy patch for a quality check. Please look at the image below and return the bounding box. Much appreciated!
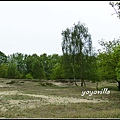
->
[0,85,13,88]
[0,90,108,103]
[0,90,109,111]
[0,90,108,104]
[19,93,108,104]
[0,90,19,95]
[44,89,57,91]
[51,82,70,86]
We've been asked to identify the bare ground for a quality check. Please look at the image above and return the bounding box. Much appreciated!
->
[0,79,120,118]
[0,89,108,112]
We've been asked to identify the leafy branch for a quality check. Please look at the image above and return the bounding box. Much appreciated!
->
[109,1,120,19]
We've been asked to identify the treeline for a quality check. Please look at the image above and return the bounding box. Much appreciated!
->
[0,21,100,84]
[0,51,98,81]
[0,20,120,90]
[0,52,62,80]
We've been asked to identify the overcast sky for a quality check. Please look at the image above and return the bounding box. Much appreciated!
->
[0,1,120,56]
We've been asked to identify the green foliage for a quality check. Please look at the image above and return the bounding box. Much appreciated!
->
[113,45,120,81]
[97,52,115,80]
[39,53,50,79]
[25,73,33,79]
[26,54,45,80]
[98,38,120,81]
[0,21,99,82]
[50,63,64,80]
[61,54,73,79]
[0,51,7,64]
[61,21,98,83]
[88,56,101,82]
[109,1,120,19]
[0,51,65,80]
[115,62,120,81]
[31,56,44,79]
[98,38,120,90]
[7,63,18,79]
[0,63,8,78]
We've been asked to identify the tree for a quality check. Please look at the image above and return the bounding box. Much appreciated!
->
[39,53,52,80]
[48,54,64,80]
[50,62,64,80]
[7,53,27,78]
[7,63,18,79]
[0,51,8,78]
[113,45,120,90]
[0,63,8,78]
[29,54,44,79]
[61,21,93,86]
[13,53,27,78]
[98,38,120,90]
[26,55,33,76]
[32,58,44,79]
[0,51,7,65]
[87,52,101,83]
[62,54,73,79]
[109,1,120,19]
[40,54,62,80]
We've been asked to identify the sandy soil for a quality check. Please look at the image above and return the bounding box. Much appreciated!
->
[0,90,109,111]
[0,85,13,88]
[0,79,110,112]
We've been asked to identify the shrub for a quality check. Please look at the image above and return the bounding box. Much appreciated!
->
[25,73,33,79]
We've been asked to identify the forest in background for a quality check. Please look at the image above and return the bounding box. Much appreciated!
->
[0,1,120,90]
[0,26,120,90]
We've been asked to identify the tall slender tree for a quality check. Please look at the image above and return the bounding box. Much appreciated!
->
[61,21,92,86]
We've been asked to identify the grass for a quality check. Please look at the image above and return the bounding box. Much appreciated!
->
[2,94,37,100]
[0,103,120,118]
[0,78,120,118]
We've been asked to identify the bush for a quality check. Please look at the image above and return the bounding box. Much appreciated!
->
[25,73,33,79]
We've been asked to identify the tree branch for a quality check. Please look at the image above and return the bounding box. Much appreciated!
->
[113,6,120,17]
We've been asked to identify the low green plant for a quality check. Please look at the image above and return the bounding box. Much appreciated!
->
[25,73,33,79]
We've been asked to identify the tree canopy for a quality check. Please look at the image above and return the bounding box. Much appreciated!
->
[61,21,98,86]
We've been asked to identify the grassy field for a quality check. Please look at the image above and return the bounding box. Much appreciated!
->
[0,78,120,118]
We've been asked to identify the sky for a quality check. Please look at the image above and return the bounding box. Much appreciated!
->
[0,1,120,56]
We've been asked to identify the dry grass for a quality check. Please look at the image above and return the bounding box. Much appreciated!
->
[0,78,120,118]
